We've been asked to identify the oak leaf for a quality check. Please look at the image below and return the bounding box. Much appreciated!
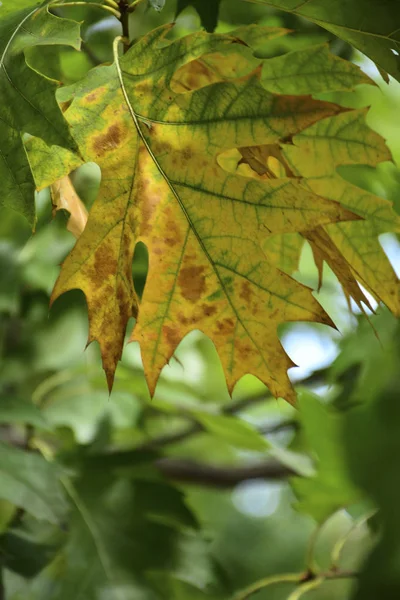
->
[0,5,80,224]
[48,27,383,403]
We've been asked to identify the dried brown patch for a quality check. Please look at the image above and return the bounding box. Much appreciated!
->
[163,325,181,348]
[93,244,118,281]
[240,281,253,303]
[178,266,206,302]
[140,180,161,235]
[59,99,72,113]
[153,141,173,155]
[164,219,182,247]
[215,318,235,335]
[236,340,256,360]
[93,124,123,157]
[182,147,193,161]
[202,304,217,318]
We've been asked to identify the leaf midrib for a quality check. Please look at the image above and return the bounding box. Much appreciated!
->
[114,39,273,372]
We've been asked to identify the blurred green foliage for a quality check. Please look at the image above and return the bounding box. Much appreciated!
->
[1,1,400,599]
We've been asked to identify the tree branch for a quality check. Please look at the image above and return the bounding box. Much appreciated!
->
[136,368,326,451]
[234,569,359,600]
[155,457,295,487]
[118,0,130,51]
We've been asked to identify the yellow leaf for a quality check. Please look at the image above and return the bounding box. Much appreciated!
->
[282,110,400,314]
[50,27,375,403]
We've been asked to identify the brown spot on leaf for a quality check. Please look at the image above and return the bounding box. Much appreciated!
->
[140,180,161,235]
[93,244,118,281]
[178,266,206,302]
[202,304,217,317]
[93,124,123,157]
[163,325,180,348]
[164,219,182,247]
[182,147,193,161]
[85,86,106,104]
[153,141,173,155]
[240,281,253,303]
[236,340,256,360]
[59,99,72,113]
[215,318,235,335]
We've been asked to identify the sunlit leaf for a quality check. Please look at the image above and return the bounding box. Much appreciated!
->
[193,411,270,451]
[49,26,359,403]
[260,43,374,94]
[291,391,361,522]
[0,6,80,224]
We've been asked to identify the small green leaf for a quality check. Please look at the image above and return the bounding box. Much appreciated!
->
[0,0,42,17]
[0,397,49,429]
[148,0,165,11]
[193,412,270,451]
[0,6,81,224]
[257,0,400,82]
[25,136,83,191]
[1,530,55,578]
[291,391,360,522]
[0,443,68,523]
[175,0,222,32]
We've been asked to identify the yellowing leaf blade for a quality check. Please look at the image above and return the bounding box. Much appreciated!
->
[50,27,397,402]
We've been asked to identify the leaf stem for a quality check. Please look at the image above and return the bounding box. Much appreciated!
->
[128,0,145,10]
[233,573,301,600]
[287,577,324,600]
[50,2,121,18]
[234,569,358,600]
[330,510,376,569]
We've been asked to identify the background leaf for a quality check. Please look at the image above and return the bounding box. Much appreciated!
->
[0,443,68,523]
[175,0,222,32]
[0,6,80,224]
[256,0,400,82]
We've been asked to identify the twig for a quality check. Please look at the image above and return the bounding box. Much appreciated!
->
[136,394,300,452]
[233,569,358,600]
[118,0,131,51]
[330,510,376,569]
[137,368,327,451]
[156,457,295,487]
[287,576,324,600]
[50,2,121,18]
[0,566,4,600]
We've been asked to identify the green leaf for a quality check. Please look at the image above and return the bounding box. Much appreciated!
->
[176,0,222,32]
[25,136,83,191]
[256,0,400,82]
[1,530,56,578]
[343,334,400,598]
[261,43,374,95]
[0,6,80,224]
[193,411,270,451]
[32,472,211,599]
[149,0,165,11]
[291,391,361,522]
[0,0,42,17]
[0,443,68,523]
[0,396,49,429]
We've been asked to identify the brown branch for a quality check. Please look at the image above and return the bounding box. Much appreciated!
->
[118,1,130,51]
[155,457,295,487]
